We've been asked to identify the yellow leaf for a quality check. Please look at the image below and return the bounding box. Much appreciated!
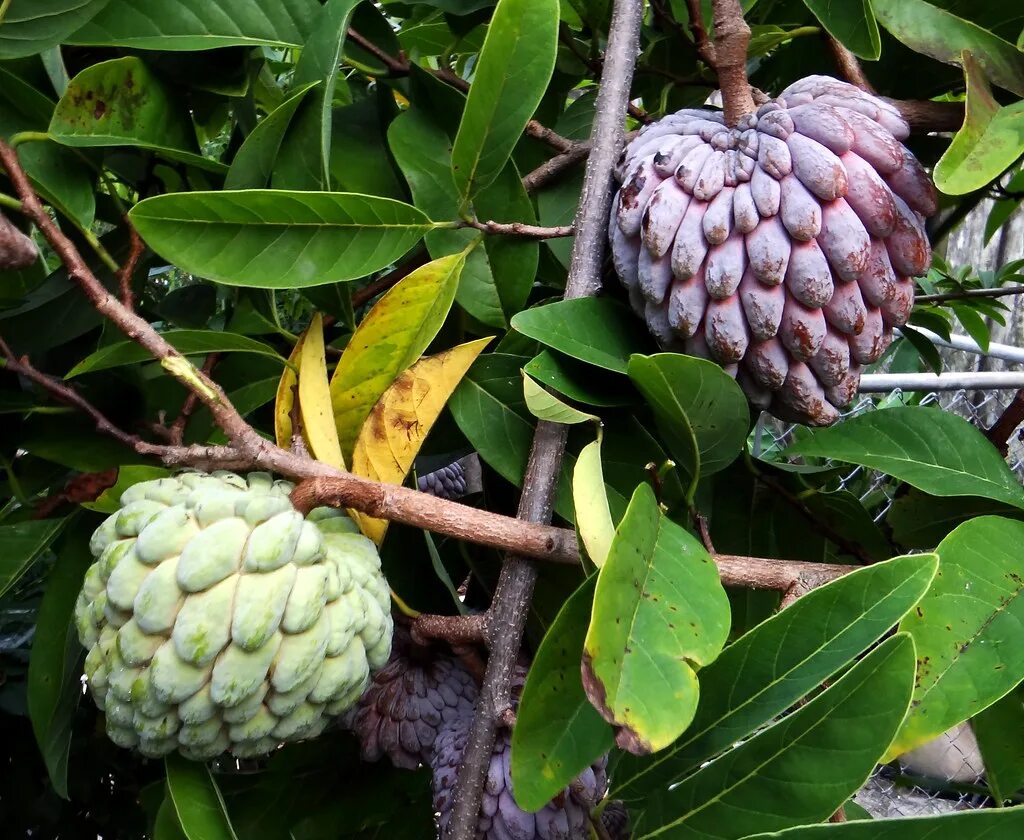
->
[351,336,492,542]
[573,436,615,568]
[330,252,465,461]
[299,313,346,470]
[274,333,306,449]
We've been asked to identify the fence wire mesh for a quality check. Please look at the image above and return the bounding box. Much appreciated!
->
[758,387,1020,818]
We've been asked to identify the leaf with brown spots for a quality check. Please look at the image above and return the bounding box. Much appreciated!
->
[581,483,730,754]
[350,337,491,543]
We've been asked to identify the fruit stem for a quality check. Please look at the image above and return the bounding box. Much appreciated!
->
[711,0,756,126]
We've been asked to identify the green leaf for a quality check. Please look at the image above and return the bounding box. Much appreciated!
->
[224,82,319,190]
[888,516,1024,757]
[510,298,654,373]
[389,106,537,328]
[573,438,615,567]
[887,488,1023,549]
[973,684,1024,804]
[746,806,1024,838]
[583,483,731,754]
[612,554,938,800]
[522,372,597,424]
[49,57,225,172]
[128,191,433,289]
[635,634,916,838]
[68,0,319,50]
[27,519,92,799]
[510,575,614,811]
[0,0,110,59]
[154,794,189,840]
[934,51,1024,194]
[80,466,171,513]
[872,0,1024,97]
[786,406,1024,509]
[329,252,465,459]
[801,0,880,60]
[451,0,559,202]
[523,351,634,407]
[0,518,69,599]
[0,67,95,228]
[286,0,359,189]
[328,92,405,200]
[952,300,993,350]
[165,753,239,840]
[67,330,285,377]
[627,353,750,489]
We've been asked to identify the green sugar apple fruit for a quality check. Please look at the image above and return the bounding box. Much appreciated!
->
[73,470,393,760]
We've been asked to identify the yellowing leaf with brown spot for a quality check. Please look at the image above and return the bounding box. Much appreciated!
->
[299,313,346,470]
[274,332,306,450]
[351,337,491,542]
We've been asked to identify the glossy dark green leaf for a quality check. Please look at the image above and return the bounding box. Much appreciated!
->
[68,0,319,50]
[873,0,1024,97]
[747,806,1024,839]
[510,298,654,373]
[627,353,750,488]
[224,82,319,190]
[583,483,731,754]
[165,754,238,840]
[787,406,1024,509]
[889,516,1024,757]
[154,794,189,840]
[129,191,433,289]
[27,518,92,799]
[450,0,559,202]
[50,57,225,172]
[0,518,69,599]
[523,351,634,407]
[887,488,1023,549]
[328,93,405,200]
[510,575,613,811]
[801,1,880,59]
[973,684,1024,804]
[67,330,284,377]
[635,634,916,838]
[0,0,110,58]
[613,554,937,800]
[389,106,537,328]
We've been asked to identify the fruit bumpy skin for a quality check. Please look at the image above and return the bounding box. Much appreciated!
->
[345,626,478,769]
[73,470,393,760]
[611,75,938,425]
[431,714,608,840]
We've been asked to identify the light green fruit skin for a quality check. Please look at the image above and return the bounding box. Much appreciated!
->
[73,470,393,760]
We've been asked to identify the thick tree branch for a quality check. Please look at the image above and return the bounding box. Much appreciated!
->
[444,3,645,837]
[887,98,964,133]
[824,33,876,93]
[711,0,756,125]
[987,390,1024,455]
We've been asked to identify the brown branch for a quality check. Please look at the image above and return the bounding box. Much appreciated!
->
[347,27,407,75]
[711,0,756,126]
[824,33,875,93]
[0,141,270,459]
[686,0,717,66]
[524,120,575,154]
[986,390,1024,455]
[460,219,574,238]
[32,469,119,520]
[166,352,221,445]
[888,99,964,133]
[444,3,645,836]
[351,250,430,308]
[411,613,486,647]
[116,223,145,311]
[522,143,592,192]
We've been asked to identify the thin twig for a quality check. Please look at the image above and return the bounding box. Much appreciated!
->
[346,27,407,75]
[686,0,717,66]
[444,3,646,837]
[916,285,1024,304]
[824,33,875,93]
[117,223,145,311]
[459,219,574,238]
[522,143,592,192]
